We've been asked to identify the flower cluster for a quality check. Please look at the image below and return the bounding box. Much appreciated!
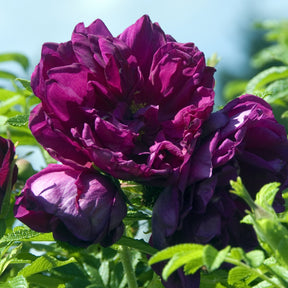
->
[14,15,288,288]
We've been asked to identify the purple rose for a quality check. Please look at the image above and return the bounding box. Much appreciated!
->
[14,164,127,247]
[0,137,17,216]
[29,15,215,185]
[211,95,288,200]
[151,95,288,287]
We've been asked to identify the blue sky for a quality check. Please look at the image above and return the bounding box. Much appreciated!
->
[1,0,288,75]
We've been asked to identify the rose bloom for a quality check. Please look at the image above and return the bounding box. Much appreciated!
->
[29,15,215,186]
[14,164,127,247]
[0,136,17,215]
[151,95,288,287]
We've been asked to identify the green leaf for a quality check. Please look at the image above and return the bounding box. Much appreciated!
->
[230,247,245,261]
[281,110,288,118]
[230,177,256,210]
[0,70,17,80]
[146,272,164,288]
[27,274,66,288]
[255,182,280,208]
[223,80,247,101]
[0,226,54,243]
[200,270,229,288]
[15,78,33,93]
[6,114,29,127]
[148,244,203,265]
[203,245,230,272]
[0,116,7,125]
[244,250,265,268]
[184,255,204,275]
[116,235,158,256]
[264,257,288,285]
[252,45,288,67]
[265,79,288,103]
[0,94,25,115]
[162,250,203,281]
[215,284,227,288]
[125,210,151,221]
[18,255,76,277]
[0,88,18,100]
[227,266,253,285]
[0,126,37,146]
[254,218,288,266]
[0,53,29,71]
[246,66,288,94]
[207,53,220,67]
[5,275,29,288]
[0,243,22,275]
[99,260,110,286]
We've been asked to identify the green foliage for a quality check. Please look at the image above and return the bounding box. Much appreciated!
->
[223,20,288,129]
[0,53,40,147]
[2,19,288,288]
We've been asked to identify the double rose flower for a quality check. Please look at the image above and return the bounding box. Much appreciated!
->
[14,15,288,288]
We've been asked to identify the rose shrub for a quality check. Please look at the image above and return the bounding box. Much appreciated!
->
[29,15,215,186]
[14,164,127,247]
[12,14,288,288]
[0,136,17,216]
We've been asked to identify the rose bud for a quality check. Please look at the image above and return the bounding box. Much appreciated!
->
[14,164,127,247]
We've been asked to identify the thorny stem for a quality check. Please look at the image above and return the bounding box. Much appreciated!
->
[119,245,139,288]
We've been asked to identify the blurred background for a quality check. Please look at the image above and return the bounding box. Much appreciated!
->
[1,0,288,100]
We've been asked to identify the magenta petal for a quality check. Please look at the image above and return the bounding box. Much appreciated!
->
[118,15,168,78]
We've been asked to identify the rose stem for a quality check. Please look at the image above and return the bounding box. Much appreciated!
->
[119,245,139,288]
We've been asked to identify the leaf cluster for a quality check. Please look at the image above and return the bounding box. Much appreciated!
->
[223,20,288,129]
[0,53,40,146]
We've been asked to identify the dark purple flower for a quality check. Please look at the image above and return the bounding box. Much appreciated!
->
[0,136,17,216]
[29,15,215,185]
[151,95,288,287]
[14,164,127,247]
[211,95,288,200]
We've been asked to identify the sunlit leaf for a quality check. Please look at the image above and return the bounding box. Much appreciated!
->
[162,250,203,280]
[227,266,253,286]
[0,70,17,80]
[0,244,22,275]
[0,226,54,243]
[255,182,280,212]
[0,53,29,71]
[223,80,247,101]
[0,94,25,115]
[6,114,29,127]
[244,250,265,268]
[148,244,203,265]
[18,255,76,277]
[203,245,230,272]
[15,78,33,93]
[246,66,288,94]
[4,275,28,288]
[255,218,288,267]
